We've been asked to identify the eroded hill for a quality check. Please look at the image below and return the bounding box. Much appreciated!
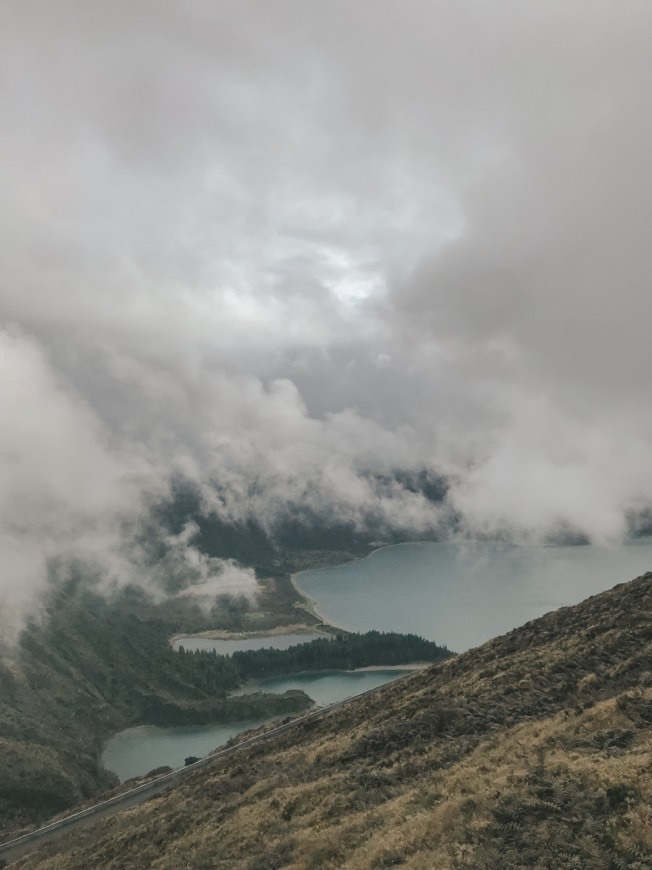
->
[12,573,651,869]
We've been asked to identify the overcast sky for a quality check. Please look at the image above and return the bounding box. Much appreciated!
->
[2,1,652,626]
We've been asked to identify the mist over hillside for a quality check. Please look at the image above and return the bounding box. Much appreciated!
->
[3,1,652,630]
[2,9,651,867]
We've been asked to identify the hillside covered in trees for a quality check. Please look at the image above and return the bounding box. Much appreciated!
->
[0,577,446,837]
[0,581,313,834]
[225,631,450,678]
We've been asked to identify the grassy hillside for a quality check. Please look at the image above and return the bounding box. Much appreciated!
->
[15,572,652,869]
[0,581,313,834]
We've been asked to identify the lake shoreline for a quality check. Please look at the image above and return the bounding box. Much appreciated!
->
[170,621,334,647]
[290,539,451,626]
[103,665,420,781]
[350,662,429,672]
[288,571,329,626]
[170,571,348,647]
[233,662,429,691]
[292,537,652,653]
[171,544,432,648]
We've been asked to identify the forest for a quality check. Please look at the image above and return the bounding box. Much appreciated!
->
[177,630,451,682]
[0,580,450,832]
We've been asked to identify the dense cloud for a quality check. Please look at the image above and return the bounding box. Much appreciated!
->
[2,1,652,625]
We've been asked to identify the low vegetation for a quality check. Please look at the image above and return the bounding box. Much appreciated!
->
[12,572,651,869]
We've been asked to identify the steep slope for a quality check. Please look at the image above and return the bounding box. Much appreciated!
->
[13,573,651,869]
[0,583,311,834]
[0,577,447,838]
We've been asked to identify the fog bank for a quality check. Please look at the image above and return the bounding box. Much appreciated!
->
[2,1,652,628]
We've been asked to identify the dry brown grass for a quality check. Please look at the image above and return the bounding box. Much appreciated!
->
[11,574,652,870]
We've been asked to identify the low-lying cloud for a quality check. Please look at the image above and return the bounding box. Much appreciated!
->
[2,0,652,631]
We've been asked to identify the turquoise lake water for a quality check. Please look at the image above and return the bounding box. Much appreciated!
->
[295,538,652,652]
[172,631,327,653]
[231,668,412,707]
[102,668,408,780]
[103,537,652,781]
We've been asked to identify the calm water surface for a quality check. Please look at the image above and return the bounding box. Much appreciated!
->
[102,669,407,781]
[102,719,265,782]
[172,632,327,653]
[295,539,652,652]
[105,538,652,780]
[232,668,411,707]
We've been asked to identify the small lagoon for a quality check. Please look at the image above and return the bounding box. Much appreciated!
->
[231,668,412,707]
[171,631,328,654]
[102,668,409,781]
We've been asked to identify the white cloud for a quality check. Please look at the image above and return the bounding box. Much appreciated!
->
[2,1,652,628]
